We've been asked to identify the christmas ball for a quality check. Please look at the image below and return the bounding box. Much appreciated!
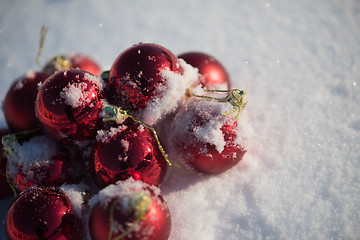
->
[43,53,102,76]
[89,179,171,240]
[6,135,84,193]
[35,68,103,144]
[168,97,252,174]
[91,121,168,188]
[106,43,182,110]
[3,70,51,132]
[178,52,230,90]
[6,186,83,240]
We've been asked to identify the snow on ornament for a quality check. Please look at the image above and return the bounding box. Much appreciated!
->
[164,87,253,173]
[4,134,84,194]
[0,34,255,239]
[178,51,231,90]
[104,43,199,125]
[35,68,103,144]
[88,178,171,240]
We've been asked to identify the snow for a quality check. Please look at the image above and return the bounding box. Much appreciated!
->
[139,59,199,125]
[0,0,360,239]
[59,71,103,108]
[60,81,92,108]
[88,178,159,209]
[96,125,127,143]
[6,135,57,185]
[60,182,89,218]
[165,96,252,154]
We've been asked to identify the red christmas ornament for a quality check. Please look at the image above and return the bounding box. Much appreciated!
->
[178,52,230,90]
[6,186,83,240]
[0,129,14,199]
[91,120,168,188]
[35,68,103,144]
[89,179,171,240]
[106,43,182,110]
[3,71,51,132]
[43,53,102,76]
[6,135,84,194]
[169,95,250,174]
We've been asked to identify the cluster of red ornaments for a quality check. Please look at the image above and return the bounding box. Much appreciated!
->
[1,43,251,240]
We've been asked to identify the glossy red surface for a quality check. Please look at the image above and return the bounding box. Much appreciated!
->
[89,187,171,240]
[10,146,84,194]
[178,52,230,90]
[6,187,83,240]
[185,122,246,174]
[91,122,168,188]
[175,103,246,174]
[35,68,102,144]
[106,43,181,110]
[43,53,102,76]
[68,54,102,76]
[3,71,51,132]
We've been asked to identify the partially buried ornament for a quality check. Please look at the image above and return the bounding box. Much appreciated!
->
[5,135,83,194]
[6,186,83,240]
[3,70,51,132]
[178,52,230,90]
[43,53,102,76]
[88,179,171,240]
[35,68,103,144]
[166,89,253,174]
[106,43,182,110]
[91,120,168,188]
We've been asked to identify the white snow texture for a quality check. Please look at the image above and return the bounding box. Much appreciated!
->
[0,0,359,239]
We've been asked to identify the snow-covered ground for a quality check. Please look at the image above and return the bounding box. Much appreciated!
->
[0,0,359,239]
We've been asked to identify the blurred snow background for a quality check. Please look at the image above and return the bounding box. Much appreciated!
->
[0,0,359,239]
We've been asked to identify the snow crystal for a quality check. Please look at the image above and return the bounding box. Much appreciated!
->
[137,124,145,133]
[84,72,103,89]
[138,59,200,125]
[60,82,91,108]
[37,81,43,90]
[96,125,127,143]
[25,69,36,79]
[121,139,130,152]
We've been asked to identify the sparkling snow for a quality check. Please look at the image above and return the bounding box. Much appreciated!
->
[0,0,359,239]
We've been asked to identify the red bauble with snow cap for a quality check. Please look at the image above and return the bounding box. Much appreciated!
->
[178,52,230,90]
[3,71,51,132]
[35,68,103,144]
[91,120,168,188]
[88,179,171,240]
[6,186,83,240]
[106,43,182,111]
[166,92,253,174]
[6,135,84,194]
